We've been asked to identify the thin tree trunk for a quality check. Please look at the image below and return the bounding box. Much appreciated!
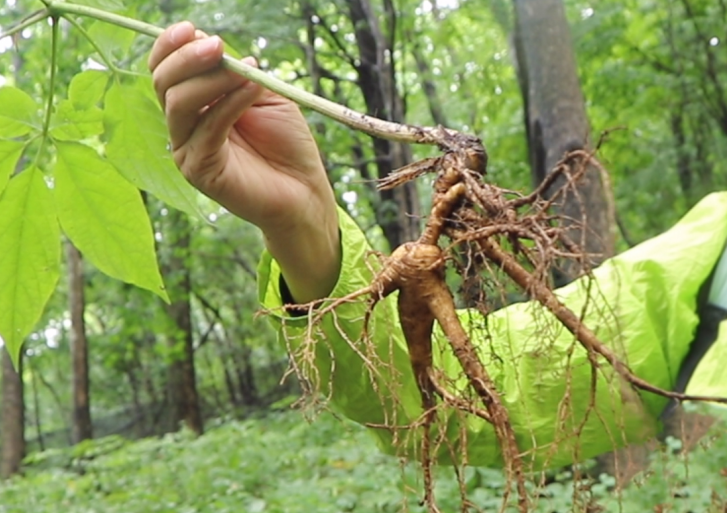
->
[513,0,614,281]
[124,364,144,434]
[223,359,239,407]
[1,348,24,479]
[67,242,93,443]
[202,347,225,412]
[139,335,160,410]
[36,365,70,443]
[299,0,420,249]
[409,35,449,128]
[162,209,203,435]
[671,107,695,200]
[28,359,45,452]
[347,0,420,249]
[235,347,259,406]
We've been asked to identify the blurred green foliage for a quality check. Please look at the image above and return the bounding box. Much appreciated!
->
[2,408,727,512]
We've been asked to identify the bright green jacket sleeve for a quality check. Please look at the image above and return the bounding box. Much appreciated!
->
[258,192,727,469]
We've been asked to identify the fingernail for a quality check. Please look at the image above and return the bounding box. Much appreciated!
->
[241,56,258,67]
[196,36,221,57]
[170,22,192,45]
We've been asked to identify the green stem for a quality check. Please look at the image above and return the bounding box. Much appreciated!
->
[44,0,164,38]
[41,0,455,146]
[33,16,59,168]
[0,9,49,40]
[64,16,122,76]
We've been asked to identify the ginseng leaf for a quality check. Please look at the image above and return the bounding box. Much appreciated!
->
[50,99,104,141]
[88,20,136,60]
[50,71,109,141]
[54,141,169,302]
[0,140,25,197]
[0,167,60,366]
[68,70,109,110]
[104,81,200,217]
[0,87,40,137]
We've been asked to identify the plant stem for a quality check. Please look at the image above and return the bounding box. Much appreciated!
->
[0,9,49,40]
[41,0,458,147]
[64,16,122,77]
[33,16,59,169]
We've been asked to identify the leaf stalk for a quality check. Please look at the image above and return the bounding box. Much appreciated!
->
[0,9,49,40]
[33,16,59,168]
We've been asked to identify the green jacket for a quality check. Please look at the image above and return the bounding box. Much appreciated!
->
[258,192,727,469]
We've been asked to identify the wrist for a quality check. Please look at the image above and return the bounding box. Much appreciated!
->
[263,191,341,304]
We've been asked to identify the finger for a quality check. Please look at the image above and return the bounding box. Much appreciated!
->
[190,63,264,152]
[165,65,252,147]
[151,35,225,108]
[148,21,195,72]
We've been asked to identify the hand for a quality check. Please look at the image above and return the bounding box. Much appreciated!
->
[149,22,341,302]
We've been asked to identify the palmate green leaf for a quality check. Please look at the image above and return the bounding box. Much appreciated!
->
[50,71,109,141]
[88,21,136,61]
[0,87,40,137]
[0,140,25,196]
[69,70,109,110]
[54,141,169,302]
[104,81,200,217]
[0,167,60,366]
[50,100,104,141]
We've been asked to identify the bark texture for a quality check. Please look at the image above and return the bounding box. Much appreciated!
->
[1,349,24,479]
[301,0,420,250]
[67,242,93,444]
[347,0,421,249]
[513,0,614,278]
[163,209,204,435]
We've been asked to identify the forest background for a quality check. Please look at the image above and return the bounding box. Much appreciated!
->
[0,0,726,511]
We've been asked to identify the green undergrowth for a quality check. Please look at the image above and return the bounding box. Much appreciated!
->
[1,407,726,512]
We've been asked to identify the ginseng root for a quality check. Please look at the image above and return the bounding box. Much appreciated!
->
[287,136,727,513]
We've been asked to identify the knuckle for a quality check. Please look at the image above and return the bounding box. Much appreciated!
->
[152,72,164,95]
[164,87,180,113]
[173,150,193,180]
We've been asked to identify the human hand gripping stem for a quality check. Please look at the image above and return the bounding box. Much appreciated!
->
[148,22,341,304]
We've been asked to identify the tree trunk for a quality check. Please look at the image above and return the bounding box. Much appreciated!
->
[28,360,44,452]
[347,0,420,249]
[303,0,420,249]
[66,242,93,444]
[162,209,203,435]
[1,348,24,479]
[513,0,614,280]
[409,36,449,128]
[234,346,259,406]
